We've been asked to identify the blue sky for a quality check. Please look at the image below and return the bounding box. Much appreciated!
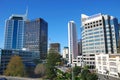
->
[0,0,120,52]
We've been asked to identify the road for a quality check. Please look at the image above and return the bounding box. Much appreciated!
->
[0,75,42,80]
[56,66,69,73]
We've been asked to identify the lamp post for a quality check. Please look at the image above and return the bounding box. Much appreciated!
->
[72,66,74,80]
[71,54,74,80]
[72,59,74,80]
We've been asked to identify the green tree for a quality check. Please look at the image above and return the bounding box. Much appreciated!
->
[4,55,26,77]
[46,49,61,79]
[87,73,98,80]
[81,68,90,80]
[34,64,46,77]
[33,59,42,64]
[80,67,98,80]
[55,68,71,80]
[73,66,81,76]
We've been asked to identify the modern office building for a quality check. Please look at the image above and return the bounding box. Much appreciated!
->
[95,53,120,78]
[4,13,27,49]
[62,47,69,60]
[49,43,60,53]
[24,18,48,60]
[0,49,39,74]
[68,21,78,64]
[81,13,119,54]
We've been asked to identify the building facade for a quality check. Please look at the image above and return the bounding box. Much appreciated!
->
[68,21,78,64]
[24,18,48,60]
[62,47,69,60]
[73,54,95,71]
[81,13,119,54]
[4,14,27,49]
[50,43,60,53]
[0,49,39,74]
[78,39,82,55]
[95,53,120,78]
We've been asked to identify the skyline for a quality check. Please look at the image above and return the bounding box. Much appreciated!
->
[0,0,120,52]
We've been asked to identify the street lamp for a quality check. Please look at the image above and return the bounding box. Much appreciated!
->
[72,60,74,80]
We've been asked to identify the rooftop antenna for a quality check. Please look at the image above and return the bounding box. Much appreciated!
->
[25,6,28,17]
[24,6,28,20]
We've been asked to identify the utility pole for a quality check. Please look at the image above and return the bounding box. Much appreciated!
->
[72,64,74,80]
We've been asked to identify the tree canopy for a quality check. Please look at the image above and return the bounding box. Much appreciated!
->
[46,48,61,79]
[80,68,98,80]
[73,66,81,76]
[4,55,26,77]
[34,64,46,77]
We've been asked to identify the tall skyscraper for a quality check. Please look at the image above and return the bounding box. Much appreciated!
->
[4,13,27,49]
[50,43,60,53]
[68,21,78,64]
[24,18,48,60]
[81,13,119,54]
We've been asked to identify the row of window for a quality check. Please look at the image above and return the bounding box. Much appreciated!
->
[82,43,105,47]
[84,20,102,26]
[85,23,103,29]
[82,50,105,53]
[83,27,103,32]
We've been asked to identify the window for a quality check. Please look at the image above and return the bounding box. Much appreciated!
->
[100,23,102,26]
[99,20,102,22]
[110,20,114,25]
[96,24,98,26]
[103,62,106,65]
[103,66,107,70]
[94,31,99,34]
[109,62,116,66]
[105,20,108,25]
[110,67,117,72]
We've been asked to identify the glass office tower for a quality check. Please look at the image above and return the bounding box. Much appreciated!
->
[4,14,27,49]
[24,18,48,60]
[81,13,119,54]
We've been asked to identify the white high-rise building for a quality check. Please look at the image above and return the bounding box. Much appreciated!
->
[81,13,119,54]
[68,21,78,64]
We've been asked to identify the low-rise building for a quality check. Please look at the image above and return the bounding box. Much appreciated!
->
[0,49,39,74]
[95,53,120,78]
[50,43,60,53]
[73,53,95,71]
[62,47,69,60]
